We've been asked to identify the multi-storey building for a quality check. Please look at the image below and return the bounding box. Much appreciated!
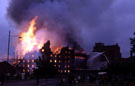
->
[16,53,37,74]
[49,47,75,74]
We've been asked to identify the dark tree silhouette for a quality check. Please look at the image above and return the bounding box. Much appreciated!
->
[130,32,135,57]
[34,41,58,78]
[34,56,57,78]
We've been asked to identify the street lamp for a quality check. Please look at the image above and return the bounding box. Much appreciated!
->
[7,30,22,63]
[7,30,10,62]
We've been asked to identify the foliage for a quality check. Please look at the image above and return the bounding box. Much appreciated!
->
[130,32,135,53]
[34,55,58,78]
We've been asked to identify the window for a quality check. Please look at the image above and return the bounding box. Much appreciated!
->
[23,60,25,63]
[55,55,57,58]
[50,60,52,63]
[59,60,61,63]
[32,54,34,57]
[27,60,30,63]
[18,60,20,63]
[42,49,44,52]
[23,69,25,72]
[32,65,34,68]
[58,65,61,68]
[27,69,29,72]
[68,65,70,68]
[32,60,34,63]
[61,70,63,73]
[50,54,53,57]
[27,64,30,67]
[68,70,70,73]
[54,60,57,63]
[54,65,56,67]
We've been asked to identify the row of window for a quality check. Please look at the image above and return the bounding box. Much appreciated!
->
[58,70,70,73]
[54,65,70,68]
[23,69,34,73]
[18,59,35,63]
[50,60,71,63]
[18,64,35,68]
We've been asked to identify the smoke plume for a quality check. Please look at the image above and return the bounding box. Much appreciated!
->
[7,0,135,57]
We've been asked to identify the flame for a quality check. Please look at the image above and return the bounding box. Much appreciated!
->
[53,46,62,54]
[19,16,44,55]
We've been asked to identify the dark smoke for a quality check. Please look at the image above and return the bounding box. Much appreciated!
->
[8,0,133,57]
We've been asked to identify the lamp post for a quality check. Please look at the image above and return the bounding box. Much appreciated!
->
[7,30,10,62]
[7,30,22,63]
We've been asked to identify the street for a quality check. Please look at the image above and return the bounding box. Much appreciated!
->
[2,80,36,86]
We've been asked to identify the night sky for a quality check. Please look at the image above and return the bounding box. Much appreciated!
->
[0,0,135,61]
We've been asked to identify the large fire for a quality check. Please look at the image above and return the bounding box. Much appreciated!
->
[19,16,44,55]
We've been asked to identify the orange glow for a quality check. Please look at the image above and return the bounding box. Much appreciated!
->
[50,54,53,57]
[75,56,86,60]
[68,65,70,68]
[32,60,34,63]
[54,65,56,67]
[27,64,30,67]
[32,65,34,67]
[23,60,25,63]
[41,49,44,52]
[53,46,62,54]
[23,69,25,72]
[19,16,44,55]
[50,60,52,63]
[27,60,30,63]
[32,54,34,57]
[18,60,20,63]
[54,60,57,63]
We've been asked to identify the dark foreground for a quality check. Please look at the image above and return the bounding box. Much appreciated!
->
[0,79,112,86]
[1,80,36,86]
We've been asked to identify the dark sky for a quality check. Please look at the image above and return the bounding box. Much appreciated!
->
[0,0,135,61]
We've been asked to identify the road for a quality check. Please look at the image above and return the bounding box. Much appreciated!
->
[3,80,36,86]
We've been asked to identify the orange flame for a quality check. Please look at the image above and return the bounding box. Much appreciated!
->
[53,46,62,54]
[19,16,44,55]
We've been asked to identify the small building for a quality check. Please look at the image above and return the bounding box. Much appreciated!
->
[93,43,121,63]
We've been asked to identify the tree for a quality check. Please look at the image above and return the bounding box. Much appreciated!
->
[34,40,58,78]
[130,32,135,57]
[34,55,58,78]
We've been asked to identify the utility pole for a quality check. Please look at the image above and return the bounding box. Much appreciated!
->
[7,30,10,62]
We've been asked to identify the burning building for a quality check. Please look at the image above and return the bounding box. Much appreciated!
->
[40,41,75,74]
[16,53,37,74]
